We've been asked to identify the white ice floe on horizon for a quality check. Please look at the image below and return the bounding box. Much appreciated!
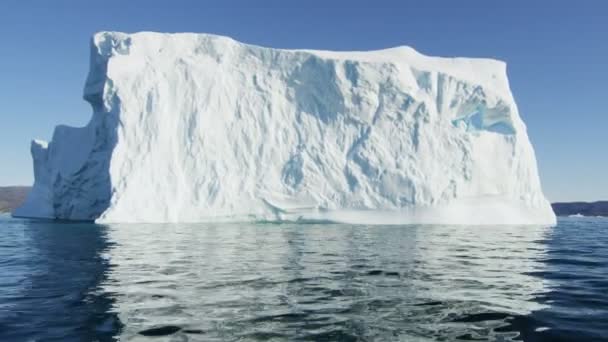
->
[568,213,585,218]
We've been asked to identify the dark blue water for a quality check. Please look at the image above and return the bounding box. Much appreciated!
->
[1,215,607,341]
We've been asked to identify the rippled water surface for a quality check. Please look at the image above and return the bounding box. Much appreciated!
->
[1,215,607,341]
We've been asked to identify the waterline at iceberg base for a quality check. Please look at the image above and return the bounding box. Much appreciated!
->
[14,31,555,225]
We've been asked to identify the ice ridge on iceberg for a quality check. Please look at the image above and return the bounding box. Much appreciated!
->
[13,31,556,225]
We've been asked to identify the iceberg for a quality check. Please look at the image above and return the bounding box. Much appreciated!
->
[13,31,556,224]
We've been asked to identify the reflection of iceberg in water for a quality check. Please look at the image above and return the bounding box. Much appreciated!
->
[410,225,551,315]
[99,223,553,340]
[0,219,121,341]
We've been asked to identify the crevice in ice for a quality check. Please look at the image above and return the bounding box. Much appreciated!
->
[343,61,359,87]
[436,73,447,114]
[452,102,515,135]
[281,151,304,191]
[290,56,345,124]
[411,68,432,91]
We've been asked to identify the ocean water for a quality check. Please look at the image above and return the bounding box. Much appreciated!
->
[1,215,607,341]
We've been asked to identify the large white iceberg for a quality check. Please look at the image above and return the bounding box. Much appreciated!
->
[13,32,556,224]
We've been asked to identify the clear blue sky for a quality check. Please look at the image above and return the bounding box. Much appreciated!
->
[0,0,606,202]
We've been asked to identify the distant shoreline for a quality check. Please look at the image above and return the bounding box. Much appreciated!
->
[551,201,608,218]
[0,186,605,218]
[0,186,30,213]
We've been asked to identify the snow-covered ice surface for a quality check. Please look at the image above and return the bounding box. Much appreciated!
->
[14,31,556,224]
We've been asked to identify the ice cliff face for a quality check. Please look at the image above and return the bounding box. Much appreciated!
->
[13,31,556,224]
